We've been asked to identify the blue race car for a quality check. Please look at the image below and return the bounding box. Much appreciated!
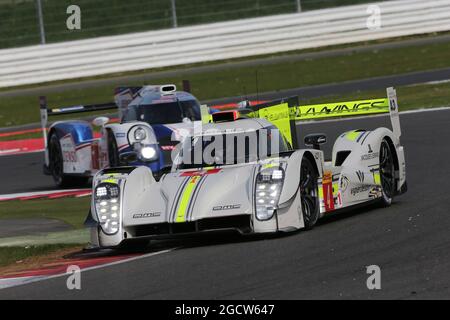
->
[40,84,205,187]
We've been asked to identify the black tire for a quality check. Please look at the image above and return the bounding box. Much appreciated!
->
[108,131,120,167]
[379,139,396,206]
[48,133,89,188]
[299,157,319,229]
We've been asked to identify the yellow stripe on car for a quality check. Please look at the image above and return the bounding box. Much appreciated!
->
[346,130,361,141]
[175,175,200,223]
[332,183,339,196]
[373,172,381,185]
[103,178,118,184]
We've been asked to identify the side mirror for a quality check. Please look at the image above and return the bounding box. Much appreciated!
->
[92,116,110,127]
[182,117,192,124]
[304,133,327,150]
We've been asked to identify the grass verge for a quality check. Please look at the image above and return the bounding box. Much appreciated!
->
[0,197,91,229]
[0,244,83,269]
[1,39,449,127]
[0,197,89,272]
[299,81,450,110]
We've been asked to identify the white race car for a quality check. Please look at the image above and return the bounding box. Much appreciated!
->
[85,87,407,248]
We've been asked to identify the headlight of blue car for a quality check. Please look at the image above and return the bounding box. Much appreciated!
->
[133,143,158,162]
[255,167,284,221]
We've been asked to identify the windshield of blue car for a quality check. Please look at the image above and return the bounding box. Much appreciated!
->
[123,100,201,124]
[178,127,288,169]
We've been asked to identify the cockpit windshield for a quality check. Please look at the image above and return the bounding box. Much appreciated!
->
[177,127,288,169]
[123,100,201,125]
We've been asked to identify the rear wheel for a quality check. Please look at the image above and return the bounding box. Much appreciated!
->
[379,139,396,206]
[299,157,319,229]
[48,133,89,188]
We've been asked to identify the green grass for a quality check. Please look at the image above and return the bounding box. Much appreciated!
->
[0,197,91,229]
[0,0,383,49]
[2,81,449,142]
[299,81,450,111]
[0,244,81,268]
[1,39,449,127]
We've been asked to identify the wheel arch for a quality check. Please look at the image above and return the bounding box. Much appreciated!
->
[279,149,323,206]
[303,151,320,177]
[382,135,400,172]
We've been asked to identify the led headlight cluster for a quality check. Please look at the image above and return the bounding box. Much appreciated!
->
[255,167,284,221]
[94,182,120,235]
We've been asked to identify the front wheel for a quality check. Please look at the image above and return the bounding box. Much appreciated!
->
[299,157,319,229]
[379,139,396,206]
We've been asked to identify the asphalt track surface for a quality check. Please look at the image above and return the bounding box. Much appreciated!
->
[1,108,450,299]
[0,152,55,194]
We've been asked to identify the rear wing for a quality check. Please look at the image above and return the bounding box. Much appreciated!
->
[39,96,117,165]
[39,95,117,130]
[201,87,401,149]
[293,87,401,140]
[38,85,144,135]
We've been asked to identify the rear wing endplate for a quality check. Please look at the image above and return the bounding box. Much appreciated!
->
[387,87,401,140]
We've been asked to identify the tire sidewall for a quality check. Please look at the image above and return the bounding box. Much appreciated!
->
[300,157,319,229]
[49,134,64,186]
[380,139,394,207]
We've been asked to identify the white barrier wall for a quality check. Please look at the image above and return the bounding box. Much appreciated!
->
[1,0,449,88]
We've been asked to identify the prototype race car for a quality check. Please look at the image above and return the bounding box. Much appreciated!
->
[85,87,407,249]
[39,84,203,187]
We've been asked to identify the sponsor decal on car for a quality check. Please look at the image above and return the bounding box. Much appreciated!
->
[361,152,379,161]
[356,170,365,183]
[322,170,334,212]
[340,175,350,192]
[180,168,221,177]
[60,134,77,163]
[369,186,382,198]
[293,99,389,120]
[213,204,241,211]
[133,212,161,219]
[350,185,371,196]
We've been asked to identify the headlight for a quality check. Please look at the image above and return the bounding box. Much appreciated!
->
[140,146,157,160]
[134,144,158,162]
[94,182,120,235]
[134,127,147,141]
[255,167,284,221]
